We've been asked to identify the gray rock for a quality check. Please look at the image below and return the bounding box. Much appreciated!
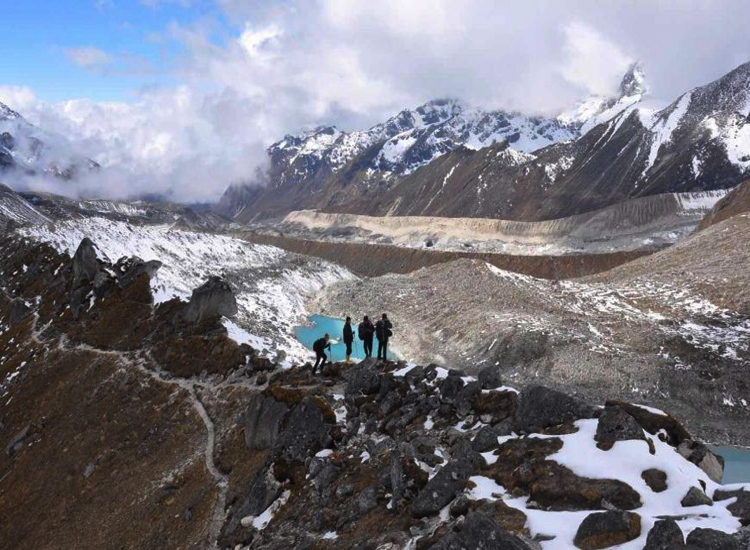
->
[677,440,725,484]
[8,298,31,326]
[573,511,641,550]
[641,469,668,493]
[358,486,378,513]
[72,237,100,287]
[114,256,162,289]
[471,424,501,452]
[241,394,290,451]
[184,276,238,322]
[478,366,503,389]
[440,374,464,403]
[681,486,713,507]
[345,365,381,397]
[272,396,333,463]
[429,511,530,549]
[686,528,739,550]
[455,381,481,417]
[595,405,646,449]
[516,385,597,434]
[412,458,473,518]
[243,467,283,517]
[714,489,750,523]
[644,518,684,550]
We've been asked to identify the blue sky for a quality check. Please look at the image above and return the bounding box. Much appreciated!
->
[0,0,224,103]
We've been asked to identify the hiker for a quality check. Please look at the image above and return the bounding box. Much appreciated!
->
[358,315,375,358]
[312,333,331,373]
[343,316,354,364]
[375,313,393,362]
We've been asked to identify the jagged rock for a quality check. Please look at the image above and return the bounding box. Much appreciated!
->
[595,405,646,450]
[686,528,739,550]
[449,494,471,518]
[412,459,473,518]
[478,366,503,389]
[681,486,713,507]
[471,424,502,453]
[605,400,691,446]
[455,381,481,417]
[8,297,30,326]
[440,373,465,403]
[345,364,381,397]
[184,276,238,322]
[114,256,162,289]
[573,511,641,549]
[271,396,334,463]
[644,518,684,550]
[429,510,530,549]
[516,385,597,434]
[243,467,283,518]
[241,394,290,450]
[641,469,668,493]
[72,237,100,287]
[714,488,750,523]
[677,440,725,483]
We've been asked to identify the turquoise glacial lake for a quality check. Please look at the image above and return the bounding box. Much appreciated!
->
[294,315,368,362]
[710,445,750,484]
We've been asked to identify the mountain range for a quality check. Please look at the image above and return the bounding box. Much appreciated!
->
[218,61,750,223]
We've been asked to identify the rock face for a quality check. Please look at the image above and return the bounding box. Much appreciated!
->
[184,276,238,322]
[113,256,162,289]
[595,405,646,450]
[412,459,473,518]
[677,440,725,483]
[573,511,642,550]
[516,385,597,433]
[644,518,684,550]
[72,237,101,287]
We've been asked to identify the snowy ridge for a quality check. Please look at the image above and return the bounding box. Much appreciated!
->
[20,217,354,363]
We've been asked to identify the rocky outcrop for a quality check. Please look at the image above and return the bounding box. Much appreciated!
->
[573,511,641,550]
[516,385,597,433]
[595,404,646,450]
[429,510,530,549]
[184,276,238,322]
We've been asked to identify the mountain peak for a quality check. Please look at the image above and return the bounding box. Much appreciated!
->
[619,62,647,98]
[0,101,23,121]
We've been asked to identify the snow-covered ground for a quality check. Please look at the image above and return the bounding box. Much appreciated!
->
[20,217,355,364]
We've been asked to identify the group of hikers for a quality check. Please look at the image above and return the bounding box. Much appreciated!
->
[312,314,393,373]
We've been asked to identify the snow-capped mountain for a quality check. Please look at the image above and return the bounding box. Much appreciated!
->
[218,65,647,222]
[0,100,98,182]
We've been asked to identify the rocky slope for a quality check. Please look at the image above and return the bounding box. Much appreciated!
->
[218,66,647,223]
[317,214,750,446]
[698,179,750,230]
[1,234,748,549]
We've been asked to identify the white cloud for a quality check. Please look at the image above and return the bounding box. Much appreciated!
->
[65,46,114,68]
[0,86,37,112]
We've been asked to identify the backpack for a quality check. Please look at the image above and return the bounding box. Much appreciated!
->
[358,323,365,340]
[313,338,326,353]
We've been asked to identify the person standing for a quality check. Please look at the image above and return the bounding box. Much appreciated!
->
[343,316,354,364]
[375,313,393,362]
[358,315,375,358]
[312,333,331,374]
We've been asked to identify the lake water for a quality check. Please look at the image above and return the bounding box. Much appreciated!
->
[710,445,750,484]
[294,314,368,362]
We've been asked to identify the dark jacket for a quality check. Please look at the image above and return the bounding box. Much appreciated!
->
[358,320,375,341]
[313,337,330,354]
[375,319,393,341]
[343,322,354,344]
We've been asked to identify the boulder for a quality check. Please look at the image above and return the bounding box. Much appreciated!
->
[644,518,684,550]
[677,440,725,483]
[573,511,641,550]
[685,528,739,550]
[516,385,597,434]
[357,486,378,513]
[714,489,750,522]
[114,256,162,289]
[412,459,473,518]
[471,424,502,453]
[184,276,238,322]
[345,365,381,397]
[681,486,713,507]
[475,390,517,424]
[595,405,646,450]
[440,374,464,403]
[478,366,503,389]
[72,237,100,287]
[271,396,334,463]
[455,381,481,417]
[429,511,530,550]
[605,400,691,446]
[241,394,290,451]
[641,469,668,493]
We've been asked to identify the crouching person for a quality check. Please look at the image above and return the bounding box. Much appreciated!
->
[313,333,331,374]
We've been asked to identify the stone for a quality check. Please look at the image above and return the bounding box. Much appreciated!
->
[72,237,101,287]
[449,494,471,518]
[714,489,750,522]
[681,486,713,507]
[471,424,502,453]
[184,276,238,322]
[345,365,381,397]
[271,396,334,463]
[516,385,597,434]
[685,528,739,550]
[478,366,503,389]
[241,394,290,451]
[412,459,473,518]
[644,518,684,550]
[429,511,530,550]
[455,381,481,417]
[573,511,641,550]
[595,405,646,450]
[641,469,668,493]
[677,440,725,484]
[439,374,464,403]
[8,298,31,326]
[605,400,691,446]
[114,256,162,289]
[357,486,378,513]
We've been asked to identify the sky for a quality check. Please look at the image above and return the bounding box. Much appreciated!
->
[1,0,750,202]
